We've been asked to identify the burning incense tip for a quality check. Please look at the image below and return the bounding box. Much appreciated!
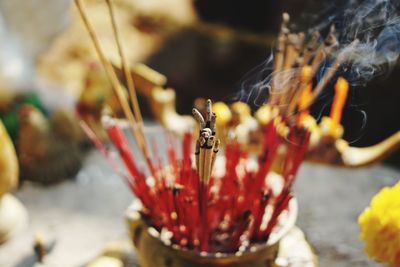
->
[193,100,220,183]
[192,108,206,128]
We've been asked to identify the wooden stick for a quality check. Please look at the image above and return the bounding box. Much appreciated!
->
[284,32,321,115]
[195,140,200,171]
[269,13,290,105]
[210,113,216,135]
[205,99,213,127]
[192,108,205,128]
[74,0,150,159]
[286,30,338,115]
[294,32,305,62]
[273,34,286,73]
[299,32,320,68]
[203,137,214,182]
[203,148,212,182]
[105,0,144,125]
[210,139,220,173]
[277,33,305,109]
[199,147,205,180]
[286,66,311,116]
[310,45,327,74]
[192,101,219,183]
[310,28,337,75]
[308,39,359,105]
[283,33,303,70]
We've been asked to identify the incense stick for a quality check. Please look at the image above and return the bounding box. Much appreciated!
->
[79,120,120,172]
[283,33,304,70]
[104,0,143,125]
[308,39,359,105]
[310,26,338,75]
[74,0,151,161]
[269,13,290,105]
[210,139,220,172]
[192,100,221,252]
[79,6,315,253]
[299,31,320,68]
[286,28,341,116]
[277,32,305,110]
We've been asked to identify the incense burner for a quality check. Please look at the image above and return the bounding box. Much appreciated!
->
[126,196,297,267]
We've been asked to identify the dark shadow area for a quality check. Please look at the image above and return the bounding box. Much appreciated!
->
[142,0,400,167]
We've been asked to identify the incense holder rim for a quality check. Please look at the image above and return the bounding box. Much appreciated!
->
[125,196,297,263]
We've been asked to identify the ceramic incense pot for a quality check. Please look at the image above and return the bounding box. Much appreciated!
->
[126,197,297,267]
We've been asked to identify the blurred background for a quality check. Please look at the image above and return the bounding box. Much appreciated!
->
[0,0,399,266]
[1,0,398,163]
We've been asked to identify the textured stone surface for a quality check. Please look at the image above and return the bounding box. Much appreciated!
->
[0,124,398,267]
[294,164,399,267]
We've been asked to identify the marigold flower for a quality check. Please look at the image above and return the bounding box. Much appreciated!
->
[359,181,400,266]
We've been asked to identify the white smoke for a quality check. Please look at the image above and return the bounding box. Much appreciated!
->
[320,0,400,86]
[237,0,400,105]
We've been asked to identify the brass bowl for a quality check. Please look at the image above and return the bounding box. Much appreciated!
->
[126,196,297,267]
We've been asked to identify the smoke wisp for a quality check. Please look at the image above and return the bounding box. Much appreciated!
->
[237,0,400,107]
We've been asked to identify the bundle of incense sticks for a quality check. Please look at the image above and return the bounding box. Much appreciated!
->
[75,0,344,255]
[101,107,309,253]
[268,13,356,124]
[192,99,220,251]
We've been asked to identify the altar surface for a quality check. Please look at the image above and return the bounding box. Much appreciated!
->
[0,124,397,267]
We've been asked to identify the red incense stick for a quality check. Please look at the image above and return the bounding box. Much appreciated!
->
[97,101,311,254]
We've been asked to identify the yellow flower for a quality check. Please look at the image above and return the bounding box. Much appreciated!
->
[359,181,400,266]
